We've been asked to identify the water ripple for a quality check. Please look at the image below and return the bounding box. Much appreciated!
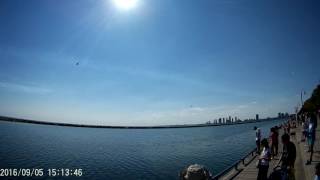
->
[0,120,282,179]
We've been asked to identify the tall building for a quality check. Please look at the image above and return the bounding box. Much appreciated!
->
[256,114,259,121]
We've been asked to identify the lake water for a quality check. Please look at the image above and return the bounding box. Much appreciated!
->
[0,119,284,179]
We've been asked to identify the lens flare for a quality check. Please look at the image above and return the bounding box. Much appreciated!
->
[112,0,139,11]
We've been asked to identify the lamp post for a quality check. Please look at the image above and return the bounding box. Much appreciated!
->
[300,90,306,107]
[295,105,299,121]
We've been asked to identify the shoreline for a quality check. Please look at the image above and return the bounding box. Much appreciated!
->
[0,115,283,129]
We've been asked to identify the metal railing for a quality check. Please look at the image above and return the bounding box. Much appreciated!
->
[212,148,257,180]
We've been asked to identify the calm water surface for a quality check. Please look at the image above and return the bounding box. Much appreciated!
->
[0,120,284,179]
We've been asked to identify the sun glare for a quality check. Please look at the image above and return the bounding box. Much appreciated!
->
[112,0,139,11]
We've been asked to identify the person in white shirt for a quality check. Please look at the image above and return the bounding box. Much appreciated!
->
[257,138,271,180]
[254,126,262,153]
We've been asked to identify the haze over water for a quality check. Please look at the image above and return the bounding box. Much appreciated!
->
[0,119,283,179]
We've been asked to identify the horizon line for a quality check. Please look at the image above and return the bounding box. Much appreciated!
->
[0,115,285,129]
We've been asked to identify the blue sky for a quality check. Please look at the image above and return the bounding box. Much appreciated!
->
[0,0,319,126]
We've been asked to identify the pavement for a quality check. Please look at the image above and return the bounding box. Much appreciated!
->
[294,120,320,180]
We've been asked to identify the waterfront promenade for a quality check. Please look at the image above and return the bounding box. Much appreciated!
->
[219,118,320,180]
[216,130,285,180]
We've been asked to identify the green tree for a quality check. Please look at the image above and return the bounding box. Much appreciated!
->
[301,84,320,113]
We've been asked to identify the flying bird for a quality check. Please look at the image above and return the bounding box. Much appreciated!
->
[75,62,80,66]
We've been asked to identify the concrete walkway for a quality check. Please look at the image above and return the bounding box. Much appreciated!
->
[294,121,320,180]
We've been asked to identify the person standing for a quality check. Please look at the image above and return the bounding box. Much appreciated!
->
[270,127,279,158]
[280,133,296,180]
[304,116,310,143]
[287,122,291,134]
[255,127,262,153]
[306,112,317,165]
[257,138,271,180]
[302,120,307,142]
[315,163,320,180]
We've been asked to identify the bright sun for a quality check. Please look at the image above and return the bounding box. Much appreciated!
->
[112,0,139,11]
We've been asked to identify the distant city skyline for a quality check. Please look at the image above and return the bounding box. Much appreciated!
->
[0,0,319,126]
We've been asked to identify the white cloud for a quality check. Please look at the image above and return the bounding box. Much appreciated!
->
[0,82,53,94]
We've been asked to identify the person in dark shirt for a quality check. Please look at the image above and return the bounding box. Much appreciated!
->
[270,127,279,158]
[279,133,296,180]
[281,133,296,168]
[315,163,320,180]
